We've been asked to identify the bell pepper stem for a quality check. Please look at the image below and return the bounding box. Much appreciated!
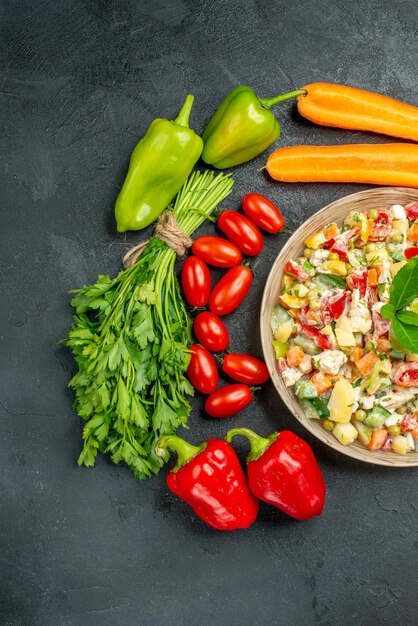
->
[260,89,307,110]
[155,435,204,471]
[174,94,195,127]
[226,427,278,462]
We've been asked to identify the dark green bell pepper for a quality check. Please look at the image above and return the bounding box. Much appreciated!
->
[202,86,306,169]
[115,95,203,232]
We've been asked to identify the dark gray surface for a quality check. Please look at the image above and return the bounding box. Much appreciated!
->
[1,1,417,624]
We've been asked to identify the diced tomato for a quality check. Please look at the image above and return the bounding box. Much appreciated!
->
[368,210,392,242]
[405,202,418,222]
[372,309,391,337]
[323,228,358,261]
[405,247,418,260]
[367,429,388,451]
[300,325,332,350]
[381,435,393,451]
[346,267,367,298]
[320,289,348,324]
[366,287,377,309]
[284,259,310,281]
[277,358,287,372]
[400,414,418,432]
[298,307,321,326]
[392,362,418,387]
[332,228,359,261]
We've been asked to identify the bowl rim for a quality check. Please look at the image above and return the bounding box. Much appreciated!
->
[260,186,418,468]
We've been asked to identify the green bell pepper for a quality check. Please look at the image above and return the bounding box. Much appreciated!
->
[115,95,203,232]
[201,86,307,169]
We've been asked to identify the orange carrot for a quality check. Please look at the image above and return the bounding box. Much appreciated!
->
[356,351,380,377]
[407,223,418,242]
[367,268,379,288]
[304,309,322,324]
[367,429,388,451]
[376,337,391,354]
[286,346,305,368]
[297,83,418,143]
[350,347,363,363]
[310,371,332,395]
[266,144,418,188]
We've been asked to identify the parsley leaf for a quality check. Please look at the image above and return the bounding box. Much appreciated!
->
[390,256,418,310]
[392,317,418,354]
[396,310,418,326]
[381,304,395,320]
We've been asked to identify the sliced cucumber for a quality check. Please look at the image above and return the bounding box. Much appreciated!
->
[295,380,318,400]
[313,273,346,290]
[292,334,321,355]
[300,397,330,419]
[364,405,391,429]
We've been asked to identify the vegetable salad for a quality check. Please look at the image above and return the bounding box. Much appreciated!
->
[271,202,418,455]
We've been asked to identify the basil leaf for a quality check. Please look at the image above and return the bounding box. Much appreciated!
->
[396,310,418,326]
[389,257,418,310]
[380,304,396,320]
[392,317,418,354]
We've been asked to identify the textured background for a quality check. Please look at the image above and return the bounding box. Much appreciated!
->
[1,1,417,624]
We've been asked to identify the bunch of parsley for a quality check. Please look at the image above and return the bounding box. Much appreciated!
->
[65,171,233,479]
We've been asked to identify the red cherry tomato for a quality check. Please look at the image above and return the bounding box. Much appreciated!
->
[242,193,285,234]
[193,312,230,352]
[217,211,263,256]
[187,345,218,394]
[205,384,252,418]
[192,236,242,268]
[222,354,269,385]
[209,265,253,316]
[181,256,211,307]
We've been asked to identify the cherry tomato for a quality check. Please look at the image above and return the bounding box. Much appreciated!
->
[217,211,264,256]
[187,345,218,394]
[209,265,253,316]
[193,311,230,352]
[242,193,285,234]
[205,384,252,418]
[192,236,242,268]
[181,256,211,307]
[222,354,269,385]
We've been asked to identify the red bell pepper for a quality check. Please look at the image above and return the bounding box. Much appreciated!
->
[300,324,332,350]
[324,228,358,261]
[369,209,392,241]
[405,247,418,260]
[405,202,418,222]
[320,289,348,324]
[392,362,418,388]
[155,435,259,530]
[284,259,310,281]
[226,428,326,520]
[346,267,368,298]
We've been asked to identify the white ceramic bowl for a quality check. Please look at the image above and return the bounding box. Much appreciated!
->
[260,187,418,467]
